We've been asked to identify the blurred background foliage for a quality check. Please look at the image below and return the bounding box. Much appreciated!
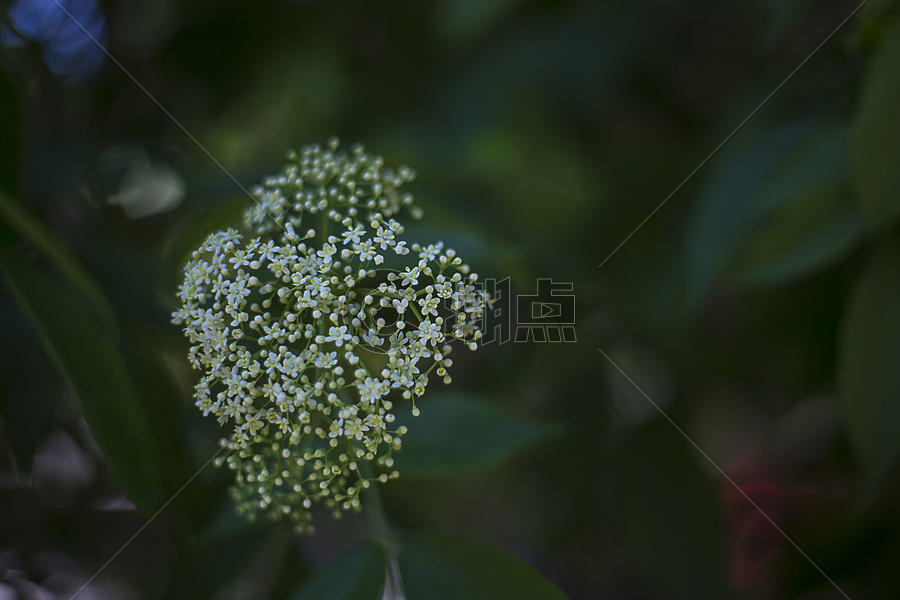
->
[2,0,900,598]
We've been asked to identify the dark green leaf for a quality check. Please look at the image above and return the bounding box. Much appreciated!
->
[399,531,567,599]
[0,307,57,473]
[730,182,862,286]
[80,240,194,490]
[687,120,859,299]
[290,542,385,600]
[0,71,21,197]
[0,190,117,331]
[608,422,729,599]
[838,239,900,481]
[0,79,46,472]
[437,0,522,44]
[1,261,165,510]
[729,127,864,286]
[684,121,810,305]
[290,531,567,599]
[394,392,560,476]
[850,20,900,226]
[758,0,813,49]
[165,195,247,269]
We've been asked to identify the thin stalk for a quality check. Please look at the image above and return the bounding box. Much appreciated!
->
[360,461,389,540]
[360,462,405,599]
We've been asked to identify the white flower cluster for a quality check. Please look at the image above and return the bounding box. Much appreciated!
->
[172,139,488,532]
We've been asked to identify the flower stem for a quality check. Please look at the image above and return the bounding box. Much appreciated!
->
[360,462,406,599]
[360,461,389,541]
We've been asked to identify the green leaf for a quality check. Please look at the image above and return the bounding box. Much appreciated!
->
[684,121,810,305]
[437,0,522,44]
[728,127,865,286]
[758,0,813,49]
[291,532,567,599]
[399,531,567,599]
[729,183,863,286]
[0,190,117,331]
[0,71,21,197]
[850,19,900,226]
[686,120,860,300]
[165,195,247,270]
[80,240,194,490]
[608,421,728,598]
[394,392,560,476]
[0,309,57,473]
[290,542,385,600]
[1,261,165,510]
[838,239,900,482]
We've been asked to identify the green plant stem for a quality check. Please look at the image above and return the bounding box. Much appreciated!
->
[359,461,405,598]
[320,210,329,239]
[360,461,390,541]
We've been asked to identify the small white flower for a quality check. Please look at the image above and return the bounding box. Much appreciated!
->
[400,266,419,287]
[342,224,365,245]
[392,297,409,314]
[419,242,442,261]
[418,294,439,317]
[373,226,395,250]
[316,243,337,264]
[357,377,387,404]
[314,351,338,369]
[417,320,443,344]
[325,325,352,347]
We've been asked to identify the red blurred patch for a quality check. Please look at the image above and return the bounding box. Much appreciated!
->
[723,480,785,594]
[721,447,829,599]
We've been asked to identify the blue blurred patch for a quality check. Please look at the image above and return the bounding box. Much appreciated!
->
[3,0,106,79]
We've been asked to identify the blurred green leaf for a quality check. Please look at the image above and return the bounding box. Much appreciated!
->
[851,2,899,48]
[167,503,287,600]
[0,261,165,510]
[465,121,591,235]
[214,527,293,600]
[608,421,729,598]
[399,531,567,599]
[0,72,21,197]
[685,121,809,305]
[290,542,385,600]
[68,239,194,497]
[850,19,900,226]
[0,309,56,473]
[210,45,346,166]
[728,126,865,286]
[729,183,862,286]
[165,195,247,270]
[291,531,566,599]
[0,191,117,331]
[759,0,813,48]
[686,119,858,301]
[394,392,559,476]
[838,239,900,482]
[437,0,522,43]
[431,4,641,130]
